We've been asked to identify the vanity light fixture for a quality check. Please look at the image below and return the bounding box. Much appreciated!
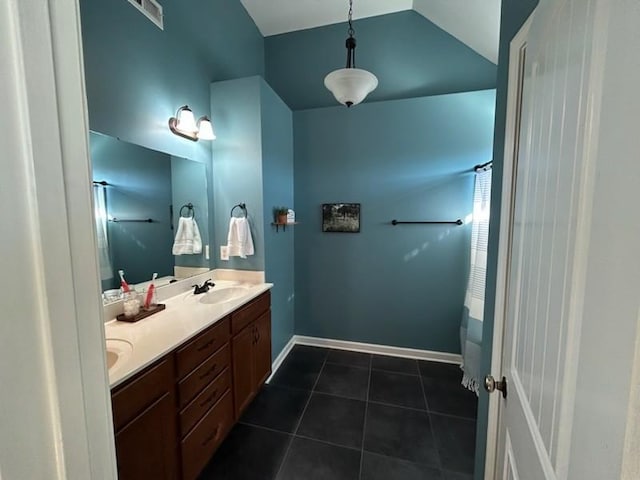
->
[168,105,216,141]
[196,116,216,140]
[324,0,378,108]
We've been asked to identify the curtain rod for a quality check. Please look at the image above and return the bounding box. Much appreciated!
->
[93,180,111,186]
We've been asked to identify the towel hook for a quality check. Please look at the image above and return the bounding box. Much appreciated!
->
[179,203,195,219]
[230,203,247,218]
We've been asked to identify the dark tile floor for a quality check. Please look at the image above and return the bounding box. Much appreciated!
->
[198,345,477,480]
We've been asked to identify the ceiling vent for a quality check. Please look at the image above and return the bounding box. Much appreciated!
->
[127,0,164,30]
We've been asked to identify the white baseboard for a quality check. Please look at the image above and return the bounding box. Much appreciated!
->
[268,335,461,382]
[295,336,462,364]
[266,335,297,383]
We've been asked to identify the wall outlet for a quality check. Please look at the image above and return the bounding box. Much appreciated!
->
[205,244,210,260]
[220,245,229,261]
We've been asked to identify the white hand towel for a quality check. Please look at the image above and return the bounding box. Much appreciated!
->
[227,217,254,259]
[172,217,202,255]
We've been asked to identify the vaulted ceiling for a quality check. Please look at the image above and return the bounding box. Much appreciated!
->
[240,0,501,63]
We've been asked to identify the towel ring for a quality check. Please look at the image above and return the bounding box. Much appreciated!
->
[179,203,195,218]
[230,203,247,218]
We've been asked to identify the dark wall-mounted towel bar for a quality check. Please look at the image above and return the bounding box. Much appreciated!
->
[109,218,154,223]
[391,219,463,226]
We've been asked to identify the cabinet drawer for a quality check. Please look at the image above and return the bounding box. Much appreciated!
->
[178,344,230,410]
[181,391,234,480]
[176,317,230,379]
[111,356,174,432]
[231,291,270,334]
[179,367,231,437]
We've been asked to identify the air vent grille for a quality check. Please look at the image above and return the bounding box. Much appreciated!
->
[127,0,163,30]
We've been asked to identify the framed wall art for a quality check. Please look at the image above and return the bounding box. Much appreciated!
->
[322,203,361,233]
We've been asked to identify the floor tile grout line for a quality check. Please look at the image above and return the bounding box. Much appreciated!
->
[325,360,370,370]
[293,433,362,453]
[418,370,444,471]
[370,368,422,377]
[358,357,373,480]
[367,399,428,413]
[236,421,296,437]
[429,410,478,422]
[363,449,444,472]
[273,353,328,480]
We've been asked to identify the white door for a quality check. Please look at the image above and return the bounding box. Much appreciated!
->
[489,0,640,479]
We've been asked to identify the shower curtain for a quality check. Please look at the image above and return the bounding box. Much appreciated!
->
[460,168,492,395]
[93,184,113,282]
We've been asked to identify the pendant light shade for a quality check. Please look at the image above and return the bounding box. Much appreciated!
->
[324,68,378,108]
[324,0,377,107]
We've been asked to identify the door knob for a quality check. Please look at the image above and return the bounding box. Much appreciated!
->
[484,375,508,399]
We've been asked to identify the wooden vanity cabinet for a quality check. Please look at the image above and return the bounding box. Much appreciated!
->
[175,317,234,480]
[111,357,179,480]
[110,290,271,480]
[231,292,272,419]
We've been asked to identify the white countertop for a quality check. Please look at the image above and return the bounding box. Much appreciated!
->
[105,280,273,388]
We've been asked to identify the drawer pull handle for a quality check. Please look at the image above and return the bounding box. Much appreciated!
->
[199,364,217,380]
[201,425,220,447]
[199,390,218,408]
[197,339,215,352]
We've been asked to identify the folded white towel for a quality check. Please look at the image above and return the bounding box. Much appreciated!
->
[172,217,202,255]
[227,217,254,259]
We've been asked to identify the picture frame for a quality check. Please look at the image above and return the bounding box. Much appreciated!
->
[322,203,361,233]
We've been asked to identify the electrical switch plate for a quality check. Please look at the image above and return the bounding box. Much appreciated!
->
[205,244,210,260]
[220,245,229,261]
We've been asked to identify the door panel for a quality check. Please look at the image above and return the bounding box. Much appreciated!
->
[497,0,598,477]
[254,311,272,387]
[232,325,255,419]
[115,392,178,480]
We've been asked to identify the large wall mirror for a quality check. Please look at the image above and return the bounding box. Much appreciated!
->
[90,132,210,297]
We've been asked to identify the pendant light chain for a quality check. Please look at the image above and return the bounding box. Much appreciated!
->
[348,0,355,37]
[345,0,356,69]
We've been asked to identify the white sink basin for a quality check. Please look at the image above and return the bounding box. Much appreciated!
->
[106,338,133,371]
[199,286,249,305]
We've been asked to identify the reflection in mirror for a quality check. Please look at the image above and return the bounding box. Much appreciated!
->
[90,132,210,297]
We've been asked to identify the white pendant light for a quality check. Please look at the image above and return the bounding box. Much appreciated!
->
[324,0,378,107]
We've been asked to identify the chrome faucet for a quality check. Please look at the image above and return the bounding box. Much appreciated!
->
[192,279,215,295]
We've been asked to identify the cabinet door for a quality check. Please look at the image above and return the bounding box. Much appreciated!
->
[232,324,255,419]
[115,392,178,480]
[254,311,272,387]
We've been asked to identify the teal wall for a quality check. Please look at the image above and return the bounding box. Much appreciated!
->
[90,133,174,288]
[80,0,264,162]
[266,11,497,110]
[80,0,264,266]
[210,77,265,271]
[211,76,295,359]
[261,82,296,359]
[171,157,209,269]
[294,90,496,352]
[474,2,539,478]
